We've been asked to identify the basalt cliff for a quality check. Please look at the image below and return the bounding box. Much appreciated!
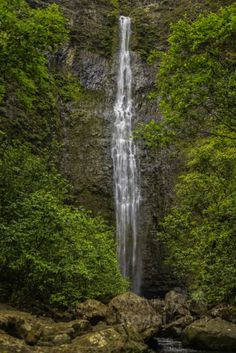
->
[29,0,233,296]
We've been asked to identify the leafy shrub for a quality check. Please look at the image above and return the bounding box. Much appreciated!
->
[160,138,236,304]
[0,146,127,307]
[0,0,68,147]
[141,4,236,304]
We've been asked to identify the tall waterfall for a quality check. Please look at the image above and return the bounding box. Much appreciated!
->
[112,16,141,293]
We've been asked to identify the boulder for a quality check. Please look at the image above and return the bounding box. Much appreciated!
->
[163,290,190,324]
[0,302,148,353]
[0,309,42,345]
[165,290,187,306]
[210,304,236,324]
[66,324,147,353]
[0,306,90,351]
[38,320,90,345]
[0,331,32,353]
[161,315,194,338]
[188,300,208,317]
[109,292,161,340]
[53,333,71,345]
[149,298,165,315]
[77,299,113,325]
[183,317,236,351]
[0,330,69,353]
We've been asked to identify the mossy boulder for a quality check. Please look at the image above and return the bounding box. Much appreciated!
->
[161,315,194,338]
[0,331,32,353]
[109,292,162,340]
[183,317,236,351]
[162,290,190,325]
[66,324,147,353]
[0,302,147,353]
[210,304,236,324]
[0,306,90,350]
[77,300,113,325]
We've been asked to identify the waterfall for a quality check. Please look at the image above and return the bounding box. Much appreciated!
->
[112,16,141,293]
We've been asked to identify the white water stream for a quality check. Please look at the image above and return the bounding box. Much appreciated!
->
[112,16,141,293]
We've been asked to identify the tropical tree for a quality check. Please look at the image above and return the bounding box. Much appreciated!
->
[142,4,236,303]
[0,145,127,307]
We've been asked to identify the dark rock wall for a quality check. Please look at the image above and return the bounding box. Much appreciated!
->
[58,0,179,296]
[29,0,233,296]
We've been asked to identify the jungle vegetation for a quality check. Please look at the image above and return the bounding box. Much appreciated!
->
[143,3,236,304]
[0,0,127,308]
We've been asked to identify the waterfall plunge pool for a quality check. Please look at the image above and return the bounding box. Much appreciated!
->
[148,337,236,353]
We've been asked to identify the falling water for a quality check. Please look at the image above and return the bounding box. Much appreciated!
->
[112,16,141,293]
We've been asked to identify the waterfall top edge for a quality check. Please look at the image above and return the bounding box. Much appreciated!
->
[120,15,131,21]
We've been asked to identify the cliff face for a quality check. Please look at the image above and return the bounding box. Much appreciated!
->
[30,0,233,296]
[58,0,177,296]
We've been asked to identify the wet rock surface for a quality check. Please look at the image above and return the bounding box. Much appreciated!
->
[64,323,148,353]
[77,299,114,325]
[0,301,148,353]
[161,315,194,339]
[156,290,194,339]
[210,304,236,324]
[182,317,236,351]
[162,290,190,324]
[155,291,236,351]
[0,305,91,351]
[109,292,162,340]
[1,292,236,352]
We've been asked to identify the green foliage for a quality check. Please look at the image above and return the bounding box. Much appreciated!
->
[0,0,68,146]
[57,74,83,102]
[0,0,68,108]
[131,4,162,59]
[160,137,236,303]
[0,0,128,309]
[0,144,69,220]
[141,4,236,304]
[135,119,176,149]
[144,4,236,146]
[130,0,235,60]
[73,0,118,58]
[0,146,127,307]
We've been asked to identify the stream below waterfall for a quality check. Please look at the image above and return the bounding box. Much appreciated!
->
[149,337,235,353]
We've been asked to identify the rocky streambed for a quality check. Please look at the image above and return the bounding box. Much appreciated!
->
[1,291,236,353]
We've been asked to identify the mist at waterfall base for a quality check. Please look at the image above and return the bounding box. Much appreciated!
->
[112,16,142,293]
